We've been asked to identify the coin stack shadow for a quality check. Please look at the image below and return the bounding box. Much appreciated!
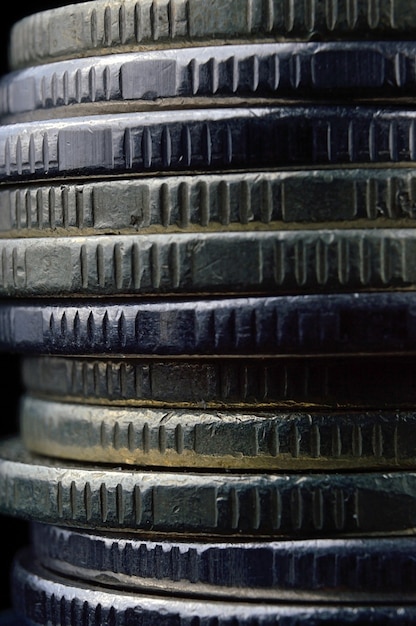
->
[1,1,416,624]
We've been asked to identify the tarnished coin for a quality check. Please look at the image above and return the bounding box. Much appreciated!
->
[2,228,416,297]
[22,354,416,410]
[6,41,416,123]
[19,394,416,471]
[2,168,416,239]
[30,522,416,601]
[0,292,415,357]
[2,106,416,182]
[3,436,416,537]
[11,549,416,625]
[9,0,416,71]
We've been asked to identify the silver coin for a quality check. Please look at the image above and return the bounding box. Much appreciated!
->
[19,394,416,471]
[5,41,416,123]
[22,354,416,410]
[1,228,416,297]
[9,0,416,71]
[1,106,416,182]
[0,292,414,357]
[11,549,416,625]
[30,521,416,601]
[2,436,416,537]
[1,168,416,239]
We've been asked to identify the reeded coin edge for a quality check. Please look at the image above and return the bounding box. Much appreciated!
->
[19,395,416,470]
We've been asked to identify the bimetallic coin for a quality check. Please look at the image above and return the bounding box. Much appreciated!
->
[19,395,416,471]
[30,522,416,601]
[22,354,416,410]
[11,550,416,626]
[2,106,416,182]
[2,228,416,297]
[2,169,416,239]
[9,0,416,71]
[6,42,416,123]
[0,292,415,357]
[2,436,416,537]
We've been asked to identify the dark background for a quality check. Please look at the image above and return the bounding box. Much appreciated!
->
[0,1,84,611]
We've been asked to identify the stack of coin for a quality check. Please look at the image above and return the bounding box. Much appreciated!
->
[1,0,416,624]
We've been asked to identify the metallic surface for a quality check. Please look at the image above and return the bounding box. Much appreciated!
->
[2,437,416,537]
[2,106,416,182]
[6,42,416,122]
[2,228,416,297]
[9,0,416,70]
[2,168,416,239]
[0,292,416,357]
[19,394,416,470]
[22,353,416,410]
[11,549,416,625]
[30,521,416,600]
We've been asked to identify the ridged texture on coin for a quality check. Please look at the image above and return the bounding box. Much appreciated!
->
[19,395,416,470]
[22,354,416,410]
[2,437,416,537]
[3,106,416,182]
[0,292,415,357]
[2,168,416,239]
[2,228,416,297]
[9,0,416,71]
[11,549,416,625]
[30,522,416,600]
[6,41,416,122]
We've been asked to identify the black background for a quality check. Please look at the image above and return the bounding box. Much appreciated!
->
[0,1,84,611]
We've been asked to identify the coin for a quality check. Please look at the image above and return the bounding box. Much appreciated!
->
[1,105,416,182]
[19,394,416,471]
[5,41,416,123]
[11,549,416,625]
[2,436,416,537]
[30,521,416,600]
[9,0,416,71]
[0,292,414,357]
[2,168,416,239]
[2,228,416,297]
[22,354,416,410]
